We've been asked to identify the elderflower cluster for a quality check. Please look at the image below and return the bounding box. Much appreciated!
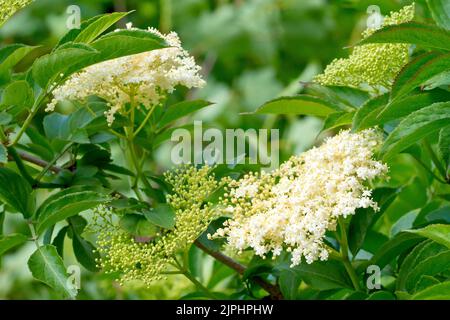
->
[0,0,33,26]
[314,4,415,90]
[47,24,205,125]
[211,129,388,266]
[95,166,221,286]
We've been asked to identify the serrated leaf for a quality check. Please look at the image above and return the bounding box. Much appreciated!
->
[255,95,342,117]
[52,226,68,258]
[0,233,28,256]
[391,52,450,101]
[397,240,446,291]
[415,275,440,292]
[36,30,166,89]
[0,167,35,218]
[32,43,99,88]
[426,0,450,30]
[404,250,450,292]
[36,187,107,234]
[370,232,423,269]
[352,93,389,131]
[279,269,301,299]
[365,90,450,130]
[411,281,450,299]
[158,100,213,128]
[290,260,353,290]
[143,204,175,229]
[28,245,76,298]
[305,84,368,108]
[1,80,33,108]
[322,111,354,132]
[73,12,132,44]
[405,224,450,249]
[0,44,37,84]
[381,102,450,159]
[72,232,100,272]
[359,22,450,51]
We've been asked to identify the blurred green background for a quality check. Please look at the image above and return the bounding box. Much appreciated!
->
[0,0,426,299]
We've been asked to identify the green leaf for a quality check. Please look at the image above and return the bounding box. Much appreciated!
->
[370,232,423,269]
[28,245,76,298]
[381,102,450,159]
[32,43,99,88]
[0,167,35,218]
[1,80,33,108]
[404,250,450,292]
[348,208,376,255]
[365,91,450,129]
[322,111,354,132]
[52,226,68,258]
[438,125,450,168]
[397,240,446,291]
[411,281,450,299]
[426,0,450,30]
[43,109,95,143]
[359,22,450,51]
[352,93,389,131]
[119,214,156,237]
[366,291,396,300]
[36,187,107,234]
[255,95,341,117]
[279,269,301,299]
[35,30,166,88]
[0,144,7,164]
[0,44,37,83]
[391,52,450,101]
[405,224,450,249]
[73,12,132,44]
[290,260,353,290]
[72,232,100,272]
[158,100,213,128]
[0,233,28,256]
[305,84,369,108]
[143,204,176,229]
[415,275,441,292]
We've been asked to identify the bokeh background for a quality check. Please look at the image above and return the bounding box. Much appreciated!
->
[0,0,428,299]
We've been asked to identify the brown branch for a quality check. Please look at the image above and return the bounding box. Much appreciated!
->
[11,151,62,173]
[194,240,284,300]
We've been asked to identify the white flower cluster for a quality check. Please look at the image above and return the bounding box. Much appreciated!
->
[211,129,388,266]
[47,24,205,125]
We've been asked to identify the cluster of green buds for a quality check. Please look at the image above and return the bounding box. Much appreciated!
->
[94,166,222,286]
[314,3,415,91]
[0,0,33,26]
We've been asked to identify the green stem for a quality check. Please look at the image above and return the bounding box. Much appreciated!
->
[27,220,40,248]
[181,269,218,299]
[134,104,156,138]
[10,90,49,147]
[338,217,361,291]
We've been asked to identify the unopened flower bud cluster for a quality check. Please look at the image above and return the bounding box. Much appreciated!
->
[94,166,221,286]
[314,4,415,90]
